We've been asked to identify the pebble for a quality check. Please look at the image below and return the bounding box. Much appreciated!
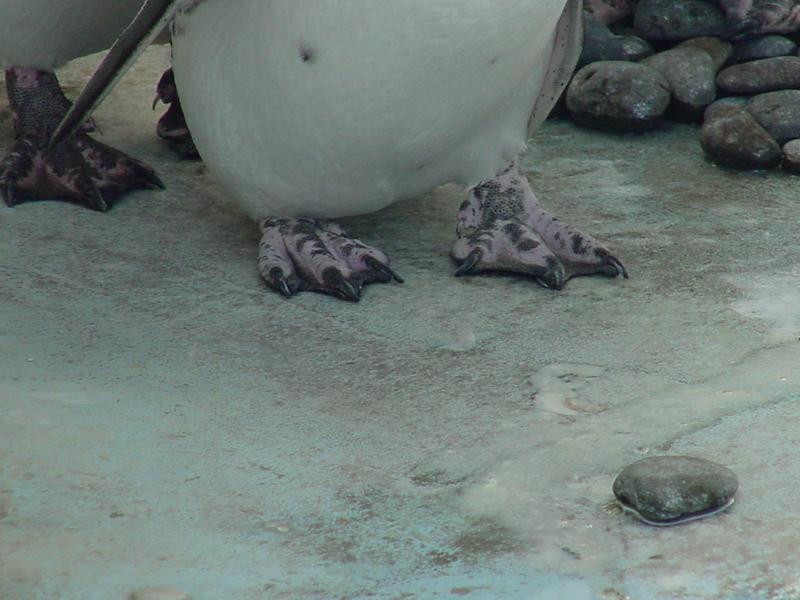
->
[732,34,797,63]
[717,56,800,94]
[613,456,738,526]
[642,47,718,120]
[677,37,733,71]
[128,588,192,600]
[782,139,800,174]
[703,96,750,122]
[566,61,671,132]
[700,109,783,170]
[634,0,727,42]
[580,12,628,67]
[583,0,637,26]
[747,90,800,144]
[618,35,655,62]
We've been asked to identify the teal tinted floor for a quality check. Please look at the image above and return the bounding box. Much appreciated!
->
[2,47,800,600]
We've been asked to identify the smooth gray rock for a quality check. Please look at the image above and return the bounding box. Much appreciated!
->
[717,56,800,94]
[580,11,628,67]
[700,109,783,170]
[732,35,797,63]
[747,90,800,144]
[703,96,750,122]
[643,46,718,120]
[613,456,739,525]
[782,139,800,174]
[677,36,733,71]
[618,34,655,62]
[634,0,727,42]
[566,61,671,132]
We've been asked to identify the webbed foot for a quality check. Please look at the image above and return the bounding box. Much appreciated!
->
[257,218,402,301]
[452,161,627,287]
[154,68,199,160]
[1,68,163,211]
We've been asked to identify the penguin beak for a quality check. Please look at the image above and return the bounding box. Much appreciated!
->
[49,0,183,149]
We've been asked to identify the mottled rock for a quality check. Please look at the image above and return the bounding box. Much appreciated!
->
[634,0,727,42]
[584,0,637,26]
[747,90,800,144]
[129,588,191,600]
[782,139,800,174]
[580,11,628,67]
[701,109,783,170]
[613,456,738,525]
[567,61,671,132]
[703,96,750,122]
[618,35,655,61]
[717,56,800,94]
[643,47,718,120]
[732,34,797,63]
[677,37,733,71]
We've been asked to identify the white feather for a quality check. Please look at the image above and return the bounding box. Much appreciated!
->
[172,0,575,219]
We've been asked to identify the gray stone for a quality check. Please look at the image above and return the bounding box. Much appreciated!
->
[732,34,797,63]
[700,109,783,170]
[782,139,800,174]
[747,89,800,144]
[703,96,750,122]
[584,0,637,26]
[642,47,718,120]
[613,456,739,526]
[677,36,733,71]
[717,56,800,94]
[634,0,727,42]
[566,61,671,132]
[618,35,656,62]
[580,11,628,67]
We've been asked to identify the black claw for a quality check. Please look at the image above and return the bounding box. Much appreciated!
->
[1,181,18,207]
[608,256,629,279]
[268,269,294,299]
[323,268,361,302]
[535,261,566,291]
[84,184,109,212]
[133,161,166,190]
[364,256,404,284]
[455,248,482,277]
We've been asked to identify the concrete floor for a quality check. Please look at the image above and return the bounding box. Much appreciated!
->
[2,47,800,600]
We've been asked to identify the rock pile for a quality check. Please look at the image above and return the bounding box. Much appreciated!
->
[563,0,800,172]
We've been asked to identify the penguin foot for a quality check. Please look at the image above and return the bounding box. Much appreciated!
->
[452,217,567,289]
[154,68,199,160]
[719,0,800,39]
[257,217,403,301]
[452,160,627,286]
[1,68,163,211]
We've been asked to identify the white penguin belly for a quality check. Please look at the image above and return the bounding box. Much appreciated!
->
[172,0,567,219]
[0,0,147,69]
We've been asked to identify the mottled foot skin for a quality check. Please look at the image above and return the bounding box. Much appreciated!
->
[452,161,627,289]
[257,218,403,301]
[0,68,163,211]
[154,68,199,160]
[720,0,800,39]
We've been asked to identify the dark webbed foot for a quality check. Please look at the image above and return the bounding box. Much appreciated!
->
[0,68,163,211]
[154,68,199,160]
[258,218,402,301]
[452,161,627,288]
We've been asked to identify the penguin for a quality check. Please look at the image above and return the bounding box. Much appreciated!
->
[53,0,627,301]
[0,0,182,210]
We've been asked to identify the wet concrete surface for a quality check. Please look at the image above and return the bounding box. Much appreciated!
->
[2,47,800,599]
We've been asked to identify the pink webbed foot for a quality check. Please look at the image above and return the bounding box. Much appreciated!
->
[153,68,199,160]
[0,68,163,211]
[257,218,403,301]
[452,161,627,289]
